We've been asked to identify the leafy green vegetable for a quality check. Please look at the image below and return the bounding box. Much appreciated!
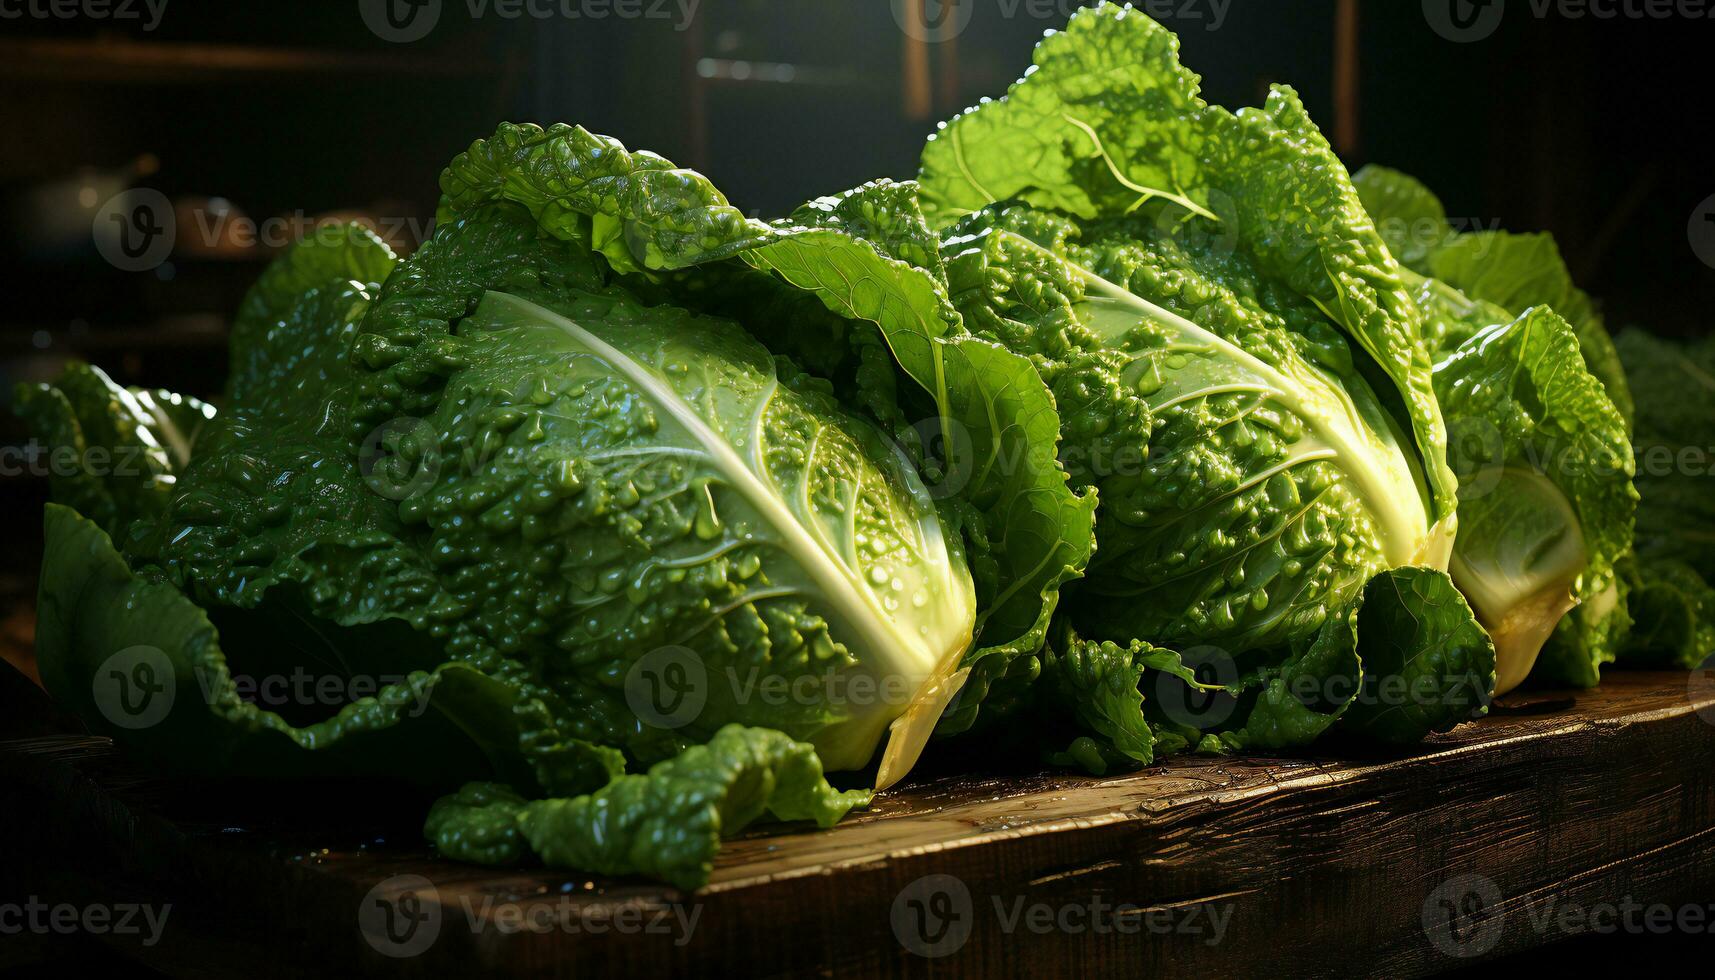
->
[1617,330,1715,582]
[15,3,1705,891]
[24,195,1007,885]
[1039,564,1492,764]
[919,4,1459,543]
[434,124,1098,757]
[1621,559,1715,670]
[12,361,213,541]
[427,725,870,891]
[1340,567,1496,743]
[1353,164,1634,425]
[909,4,1489,756]
[1434,307,1636,690]
[34,503,537,788]
[1352,166,1645,690]
[1612,329,1715,672]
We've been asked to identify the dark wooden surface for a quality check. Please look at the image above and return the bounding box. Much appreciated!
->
[5,667,1715,978]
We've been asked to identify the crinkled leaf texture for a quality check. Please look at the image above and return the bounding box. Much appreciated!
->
[35,504,536,788]
[939,204,1443,658]
[1352,163,1644,690]
[1621,559,1715,670]
[917,2,1458,544]
[909,4,1499,758]
[1339,567,1496,744]
[427,725,871,891]
[436,123,1098,742]
[1353,164,1634,426]
[12,361,214,541]
[1434,307,1636,691]
[24,212,963,887]
[1612,330,1715,671]
[1040,565,1492,770]
[1617,330,1715,583]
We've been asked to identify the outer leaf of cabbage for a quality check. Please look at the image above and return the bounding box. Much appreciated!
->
[435,124,1099,755]
[1353,164,1634,426]
[942,208,1440,658]
[1434,307,1636,691]
[916,3,1458,547]
[1617,329,1715,582]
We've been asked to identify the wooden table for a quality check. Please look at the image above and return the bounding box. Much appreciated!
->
[4,666,1715,977]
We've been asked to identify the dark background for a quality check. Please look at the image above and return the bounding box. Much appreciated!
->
[0,0,1708,569]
